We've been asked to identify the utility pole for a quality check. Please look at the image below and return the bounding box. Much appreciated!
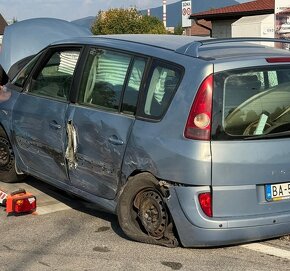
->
[163,0,167,28]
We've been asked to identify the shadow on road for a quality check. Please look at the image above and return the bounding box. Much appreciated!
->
[5,177,128,241]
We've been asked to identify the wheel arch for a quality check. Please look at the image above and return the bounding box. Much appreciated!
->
[118,170,159,198]
[116,171,180,247]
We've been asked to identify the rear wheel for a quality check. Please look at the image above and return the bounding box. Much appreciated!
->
[117,173,179,247]
[0,129,23,183]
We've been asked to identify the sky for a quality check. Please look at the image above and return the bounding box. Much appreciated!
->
[0,0,251,22]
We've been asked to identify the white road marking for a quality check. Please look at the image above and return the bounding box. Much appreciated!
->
[35,202,72,215]
[241,243,290,260]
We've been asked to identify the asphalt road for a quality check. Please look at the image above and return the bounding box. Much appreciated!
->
[0,179,290,271]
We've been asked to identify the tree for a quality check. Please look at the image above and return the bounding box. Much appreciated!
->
[174,24,184,35]
[140,15,166,34]
[91,8,166,35]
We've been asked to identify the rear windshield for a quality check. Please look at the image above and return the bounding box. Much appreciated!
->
[214,66,290,139]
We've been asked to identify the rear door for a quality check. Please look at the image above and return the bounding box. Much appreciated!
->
[11,47,81,183]
[211,64,290,217]
[67,47,147,199]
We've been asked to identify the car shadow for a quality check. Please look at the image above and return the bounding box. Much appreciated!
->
[18,177,130,241]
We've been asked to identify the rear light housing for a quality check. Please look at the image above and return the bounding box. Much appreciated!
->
[198,192,212,217]
[184,74,213,140]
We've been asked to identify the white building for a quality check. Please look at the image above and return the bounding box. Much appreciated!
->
[189,0,274,38]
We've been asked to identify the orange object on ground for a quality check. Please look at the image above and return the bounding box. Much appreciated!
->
[5,189,36,214]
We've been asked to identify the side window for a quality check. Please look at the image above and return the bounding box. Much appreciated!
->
[80,49,131,111]
[122,58,146,114]
[143,63,182,118]
[12,54,40,87]
[29,49,80,100]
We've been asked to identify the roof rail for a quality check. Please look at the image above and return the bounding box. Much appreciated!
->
[176,37,290,58]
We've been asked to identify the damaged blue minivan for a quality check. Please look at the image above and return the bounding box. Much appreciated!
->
[1,18,290,247]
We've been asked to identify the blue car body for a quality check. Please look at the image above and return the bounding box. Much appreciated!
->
[1,19,290,247]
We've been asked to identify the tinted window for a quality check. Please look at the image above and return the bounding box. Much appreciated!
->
[80,49,131,111]
[215,67,290,137]
[29,50,80,100]
[143,63,181,118]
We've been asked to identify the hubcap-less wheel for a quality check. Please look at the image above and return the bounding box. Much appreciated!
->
[0,137,13,170]
[134,189,168,239]
[117,173,179,247]
[0,131,24,183]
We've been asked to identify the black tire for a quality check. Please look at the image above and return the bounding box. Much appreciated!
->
[0,129,23,183]
[117,172,179,247]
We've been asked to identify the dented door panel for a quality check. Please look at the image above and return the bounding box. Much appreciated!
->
[66,105,134,200]
[11,93,69,182]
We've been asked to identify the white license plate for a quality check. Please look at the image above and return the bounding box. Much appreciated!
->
[266,182,290,201]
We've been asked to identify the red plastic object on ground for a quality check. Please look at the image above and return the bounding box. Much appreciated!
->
[5,189,36,214]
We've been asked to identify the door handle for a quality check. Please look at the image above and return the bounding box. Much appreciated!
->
[108,135,124,145]
[49,121,61,130]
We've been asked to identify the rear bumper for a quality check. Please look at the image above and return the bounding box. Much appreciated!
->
[167,186,290,247]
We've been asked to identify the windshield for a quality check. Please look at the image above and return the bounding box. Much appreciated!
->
[214,66,290,138]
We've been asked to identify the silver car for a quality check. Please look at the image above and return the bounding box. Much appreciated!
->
[1,19,290,247]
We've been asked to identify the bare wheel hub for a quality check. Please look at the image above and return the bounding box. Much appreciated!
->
[0,137,13,170]
[136,190,168,239]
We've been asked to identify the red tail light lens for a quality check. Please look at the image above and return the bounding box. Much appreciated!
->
[184,74,213,140]
[198,192,212,217]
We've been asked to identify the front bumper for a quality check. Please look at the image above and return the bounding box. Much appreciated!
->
[167,186,290,247]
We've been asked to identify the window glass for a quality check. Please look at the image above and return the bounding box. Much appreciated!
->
[268,71,278,87]
[29,50,80,100]
[235,71,279,91]
[144,64,181,118]
[12,54,40,87]
[215,67,290,137]
[122,58,146,114]
[80,49,131,111]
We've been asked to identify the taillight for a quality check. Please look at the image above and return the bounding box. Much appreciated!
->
[198,192,212,217]
[184,74,213,140]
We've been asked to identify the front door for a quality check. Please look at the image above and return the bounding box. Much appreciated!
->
[67,48,147,199]
[12,48,81,183]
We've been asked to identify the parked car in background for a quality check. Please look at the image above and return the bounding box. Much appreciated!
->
[1,19,290,247]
